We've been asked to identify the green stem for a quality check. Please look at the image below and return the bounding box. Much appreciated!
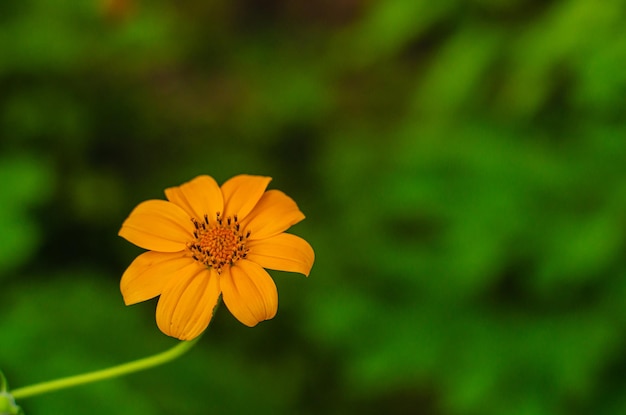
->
[10,336,201,400]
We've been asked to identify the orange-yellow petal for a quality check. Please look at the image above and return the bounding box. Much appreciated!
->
[164,175,224,222]
[220,260,278,327]
[246,233,314,276]
[241,190,305,240]
[119,200,193,252]
[121,251,193,305]
[221,175,272,221]
[156,263,220,340]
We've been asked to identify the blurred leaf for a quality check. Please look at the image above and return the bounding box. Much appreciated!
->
[0,155,53,276]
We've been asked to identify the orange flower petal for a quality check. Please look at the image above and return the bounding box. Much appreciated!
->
[221,175,272,221]
[247,233,314,276]
[242,190,305,240]
[221,260,278,327]
[119,200,193,252]
[120,251,193,305]
[164,175,224,222]
[156,264,220,340]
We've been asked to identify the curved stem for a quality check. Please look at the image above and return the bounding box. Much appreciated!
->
[10,336,201,400]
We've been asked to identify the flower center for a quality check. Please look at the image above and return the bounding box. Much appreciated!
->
[187,213,250,274]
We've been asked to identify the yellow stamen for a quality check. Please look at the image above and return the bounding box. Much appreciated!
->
[187,213,249,273]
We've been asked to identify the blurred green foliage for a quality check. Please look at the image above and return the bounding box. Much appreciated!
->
[1,0,626,414]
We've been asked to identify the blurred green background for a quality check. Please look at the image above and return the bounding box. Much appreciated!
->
[1,0,626,414]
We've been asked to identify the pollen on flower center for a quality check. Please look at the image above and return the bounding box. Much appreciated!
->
[187,213,250,274]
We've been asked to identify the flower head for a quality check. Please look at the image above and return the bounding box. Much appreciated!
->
[119,175,314,340]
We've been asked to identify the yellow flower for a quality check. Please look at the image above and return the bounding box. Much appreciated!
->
[118,175,314,340]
